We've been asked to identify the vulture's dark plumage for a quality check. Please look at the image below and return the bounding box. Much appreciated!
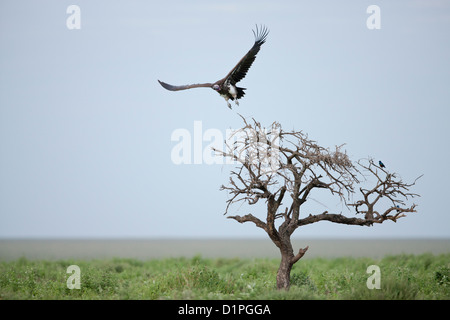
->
[158,25,269,109]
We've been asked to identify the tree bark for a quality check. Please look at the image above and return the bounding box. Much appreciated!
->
[276,251,294,290]
[276,240,309,290]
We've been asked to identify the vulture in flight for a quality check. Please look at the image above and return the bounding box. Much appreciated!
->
[158,25,269,109]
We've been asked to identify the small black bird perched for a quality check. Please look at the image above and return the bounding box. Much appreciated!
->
[379,160,385,168]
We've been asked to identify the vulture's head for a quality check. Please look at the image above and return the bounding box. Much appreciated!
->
[212,84,220,91]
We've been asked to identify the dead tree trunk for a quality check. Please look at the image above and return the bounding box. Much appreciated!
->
[268,197,310,290]
[276,238,308,290]
[277,249,294,290]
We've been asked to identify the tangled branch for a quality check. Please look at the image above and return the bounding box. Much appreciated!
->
[217,117,422,236]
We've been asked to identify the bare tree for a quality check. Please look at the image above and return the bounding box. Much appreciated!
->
[214,117,422,290]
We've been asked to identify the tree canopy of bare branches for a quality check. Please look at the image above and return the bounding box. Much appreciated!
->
[213,116,422,290]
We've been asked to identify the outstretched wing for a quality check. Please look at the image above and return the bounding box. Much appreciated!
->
[158,80,212,91]
[224,25,269,84]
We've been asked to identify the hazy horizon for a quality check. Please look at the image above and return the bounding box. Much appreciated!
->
[1,238,449,261]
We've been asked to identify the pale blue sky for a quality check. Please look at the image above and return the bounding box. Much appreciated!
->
[1,0,449,239]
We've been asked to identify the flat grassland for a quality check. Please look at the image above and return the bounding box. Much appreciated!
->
[0,253,449,299]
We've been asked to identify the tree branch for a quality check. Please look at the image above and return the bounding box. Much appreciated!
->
[291,246,309,264]
[298,212,374,227]
[218,119,421,238]
[227,214,267,232]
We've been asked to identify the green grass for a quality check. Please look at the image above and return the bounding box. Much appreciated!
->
[0,253,448,299]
